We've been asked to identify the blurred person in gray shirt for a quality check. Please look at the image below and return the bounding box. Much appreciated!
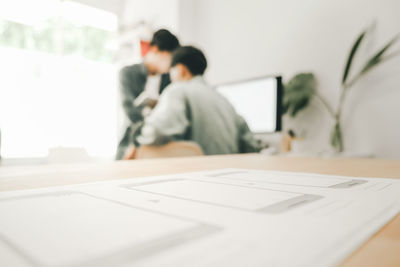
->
[136,46,261,155]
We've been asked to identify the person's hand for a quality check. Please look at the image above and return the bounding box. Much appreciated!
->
[123,145,137,160]
[141,98,158,109]
[146,99,158,109]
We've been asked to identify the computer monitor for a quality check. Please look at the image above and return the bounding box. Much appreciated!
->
[216,76,282,133]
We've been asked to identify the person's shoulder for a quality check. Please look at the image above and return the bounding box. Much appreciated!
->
[160,82,187,98]
[165,81,187,92]
[168,78,206,91]
[119,63,145,78]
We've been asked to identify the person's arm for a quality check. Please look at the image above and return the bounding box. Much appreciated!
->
[236,115,262,153]
[137,86,189,146]
[119,67,144,123]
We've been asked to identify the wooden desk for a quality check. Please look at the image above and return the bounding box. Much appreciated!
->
[1,154,399,266]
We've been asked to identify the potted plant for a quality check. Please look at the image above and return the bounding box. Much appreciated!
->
[283,24,399,152]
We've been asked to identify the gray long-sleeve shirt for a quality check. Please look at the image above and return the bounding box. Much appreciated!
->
[137,76,261,155]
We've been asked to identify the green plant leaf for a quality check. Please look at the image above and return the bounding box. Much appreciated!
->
[359,34,400,76]
[283,73,316,117]
[342,30,368,85]
[330,121,343,152]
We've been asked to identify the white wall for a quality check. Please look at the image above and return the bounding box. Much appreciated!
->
[178,0,400,158]
[120,0,179,32]
[73,0,124,15]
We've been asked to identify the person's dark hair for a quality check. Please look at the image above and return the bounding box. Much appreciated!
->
[150,29,180,52]
[171,46,207,76]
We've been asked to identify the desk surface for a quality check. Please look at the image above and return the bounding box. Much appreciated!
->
[1,154,399,267]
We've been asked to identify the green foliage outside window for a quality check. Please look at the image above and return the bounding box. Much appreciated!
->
[0,18,114,62]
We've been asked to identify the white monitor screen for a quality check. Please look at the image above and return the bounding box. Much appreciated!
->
[216,77,281,133]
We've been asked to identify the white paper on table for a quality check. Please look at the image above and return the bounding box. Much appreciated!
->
[0,168,399,267]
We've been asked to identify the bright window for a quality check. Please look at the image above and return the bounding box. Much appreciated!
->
[0,0,118,158]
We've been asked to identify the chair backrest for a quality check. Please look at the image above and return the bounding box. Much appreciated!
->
[135,141,204,159]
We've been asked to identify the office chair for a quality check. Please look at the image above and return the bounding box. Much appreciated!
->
[124,141,204,160]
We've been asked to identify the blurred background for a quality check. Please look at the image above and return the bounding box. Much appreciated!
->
[0,0,399,165]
